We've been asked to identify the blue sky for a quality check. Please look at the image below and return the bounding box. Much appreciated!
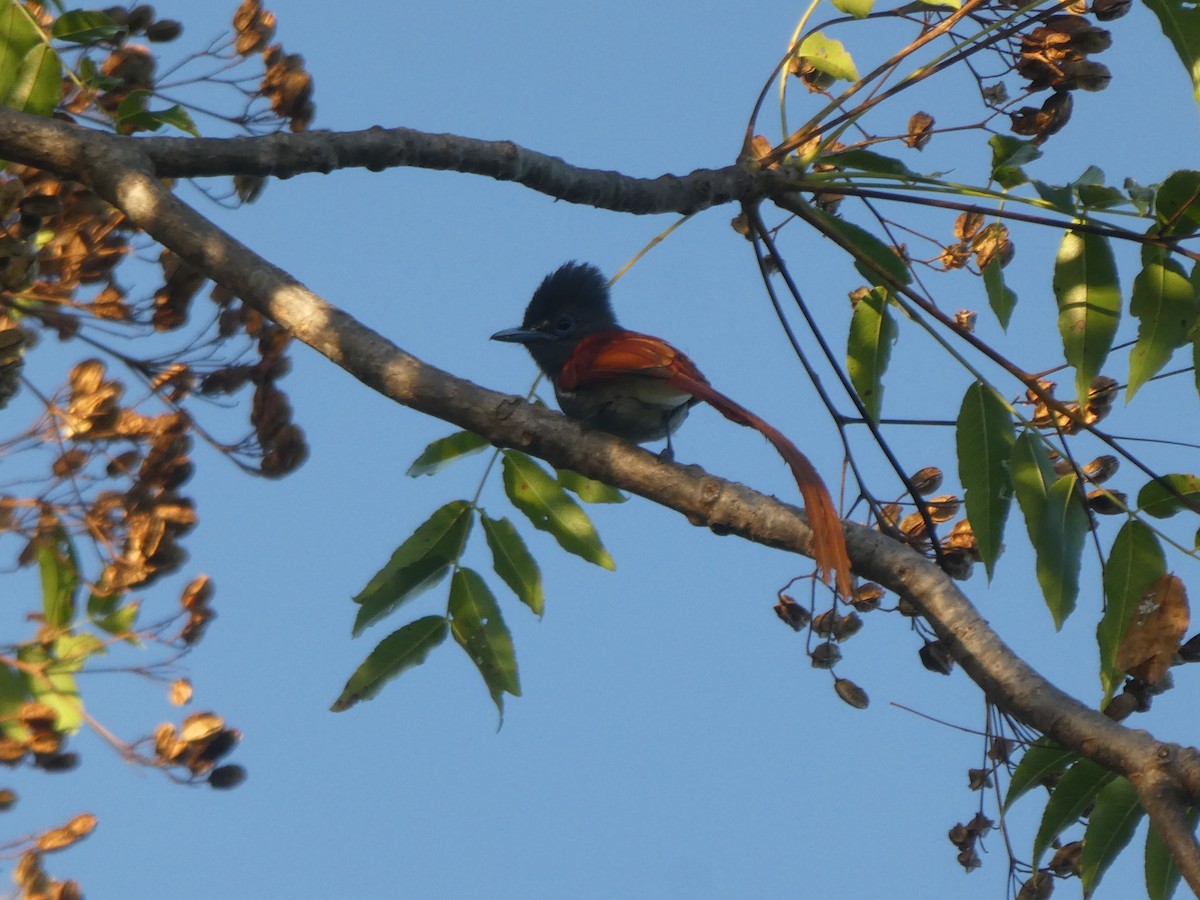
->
[4,2,1200,897]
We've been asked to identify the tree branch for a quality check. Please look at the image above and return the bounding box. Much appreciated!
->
[4,106,1200,888]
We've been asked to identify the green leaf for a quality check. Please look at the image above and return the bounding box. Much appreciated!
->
[831,0,873,17]
[147,103,199,137]
[846,286,897,421]
[1033,758,1116,866]
[330,615,448,711]
[956,382,1014,579]
[406,430,489,477]
[0,4,40,96]
[51,9,124,44]
[1053,228,1121,403]
[1005,740,1077,811]
[556,469,627,504]
[807,206,911,287]
[1032,180,1076,213]
[1034,475,1089,629]
[481,513,544,616]
[449,568,520,715]
[1077,183,1126,210]
[990,135,1042,189]
[1142,0,1200,105]
[502,451,615,570]
[37,527,78,629]
[1138,473,1200,518]
[821,148,915,178]
[1011,430,1057,547]
[1154,170,1200,237]
[1082,776,1144,896]
[1146,806,1200,900]
[982,257,1017,330]
[1126,178,1156,215]
[1128,250,1199,398]
[1099,520,1166,699]
[18,643,82,733]
[795,32,860,82]
[0,663,29,741]
[8,44,61,116]
[352,500,473,636]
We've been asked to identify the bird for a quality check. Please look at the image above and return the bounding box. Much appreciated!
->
[491,261,853,597]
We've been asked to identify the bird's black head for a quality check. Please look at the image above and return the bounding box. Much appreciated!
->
[491,262,619,376]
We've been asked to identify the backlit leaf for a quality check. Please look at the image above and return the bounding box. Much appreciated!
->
[1127,249,1198,399]
[502,451,614,570]
[352,500,473,636]
[956,382,1014,579]
[37,527,78,629]
[832,0,873,17]
[1138,473,1200,518]
[1154,169,1200,237]
[8,44,60,117]
[982,257,1017,330]
[1099,520,1166,699]
[1005,739,1076,811]
[1142,0,1200,104]
[406,430,489,477]
[1033,758,1115,866]
[846,287,897,421]
[795,32,859,82]
[331,615,448,711]
[481,513,543,616]
[0,4,39,95]
[1054,228,1121,402]
[449,568,520,716]
[1011,430,1057,547]
[1082,776,1144,896]
[556,469,626,504]
[1035,475,1089,629]
[51,9,125,44]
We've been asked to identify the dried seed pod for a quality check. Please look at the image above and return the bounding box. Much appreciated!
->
[954,212,984,241]
[851,582,884,612]
[877,503,902,530]
[833,612,863,642]
[988,738,1015,764]
[208,764,247,789]
[1092,0,1131,19]
[773,595,810,631]
[812,609,837,638]
[0,788,15,810]
[180,711,224,743]
[910,466,943,495]
[1102,691,1138,721]
[810,642,841,669]
[1082,454,1119,484]
[1086,488,1127,515]
[967,767,992,790]
[955,309,976,332]
[927,495,961,523]
[834,677,869,709]
[920,640,955,675]
[1048,841,1083,877]
[898,510,929,543]
[905,111,934,150]
[1179,633,1200,662]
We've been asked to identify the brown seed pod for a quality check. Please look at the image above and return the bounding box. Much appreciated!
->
[834,677,869,709]
[773,595,810,631]
[910,466,944,495]
[810,643,841,669]
[851,582,884,612]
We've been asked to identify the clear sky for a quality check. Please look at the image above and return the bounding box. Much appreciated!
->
[5,2,1200,898]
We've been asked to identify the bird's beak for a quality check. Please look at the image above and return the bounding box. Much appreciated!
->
[490,327,554,344]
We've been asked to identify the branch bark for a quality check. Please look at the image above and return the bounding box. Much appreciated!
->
[3,107,1198,887]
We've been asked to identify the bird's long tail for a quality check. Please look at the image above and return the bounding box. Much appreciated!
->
[669,373,853,597]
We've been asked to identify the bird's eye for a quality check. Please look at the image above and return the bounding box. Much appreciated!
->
[553,314,575,334]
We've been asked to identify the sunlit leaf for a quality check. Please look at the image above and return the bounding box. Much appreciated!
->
[956,382,1014,579]
[148,103,199,137]
[449,568,520,716]
[556,469,626,504]
[18,644,82,733]
[352,500,473,636]
[1082,776,1144,896]
[330,615,448,711]
[831,0,873,17]
[502,451,614,570]
[795,32,859,82]
[1098,520,1166,699]
[407,430,489,477]
[481,513,543,616]
[1033,758,1115,866]
[1142,0,1200,105]
[0,663,28,741]
[982,257,1016,330]
[1011,430,1056,545]
[1053,228,1121,403]
[1138,473,1200,518]
[846,287,897,421]
[822,148,915,178]
[1035,475,1089,629]
[0,3,39,95]
[8,45,61,117]
[807,206,911,287]
[1127,249,1199,399]
[1005,740,1077,811]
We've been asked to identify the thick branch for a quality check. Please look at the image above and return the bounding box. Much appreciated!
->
[3,107,1200,886]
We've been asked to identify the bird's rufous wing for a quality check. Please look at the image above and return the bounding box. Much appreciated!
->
[560,329,853,596]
